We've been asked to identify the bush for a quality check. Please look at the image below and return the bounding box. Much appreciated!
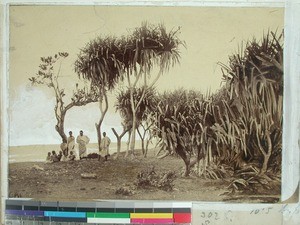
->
[115,186,135,196]
[191,162,234,180]
[135,167,176,191]
[224,166,280,195]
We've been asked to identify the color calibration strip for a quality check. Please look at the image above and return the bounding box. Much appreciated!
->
[5,200,192,224]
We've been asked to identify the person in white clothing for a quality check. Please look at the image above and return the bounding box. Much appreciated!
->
[100,132,111,161]
[67,131,77,159]
[76,130,90,159]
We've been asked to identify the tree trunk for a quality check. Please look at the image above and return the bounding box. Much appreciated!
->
[111,128,121,156]
[129,113,137,156]
[111,127,129,159]
[258,132,272,174]
[184,162,191,177]
[137,128,145,155]
[55,111,67,143]
[157,151,170,159]
[95,122,102,151]
[116,137,121,156]
[155,145,165,157]
[125,129,132,158]
[260,133,272,174]
[261,152,271,174]
[145,132,153,157]
[96,91,109,151]
[141,139,145,156]
[145,139,150,157]
[176,143,191,177]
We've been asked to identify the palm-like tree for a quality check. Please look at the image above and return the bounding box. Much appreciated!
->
[152,89,204,176]
[122,23,184,154]
[152,31,283,177]
[75,37,124,150]
[75,22,184,153]
[115,87,158,157]
[219,31,283,174]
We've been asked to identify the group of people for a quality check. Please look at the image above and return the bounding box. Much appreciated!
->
[45,130,111,162]
[46,150,76,163]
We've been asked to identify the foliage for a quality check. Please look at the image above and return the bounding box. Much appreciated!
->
[115,87,158,126]
[75,22,184,152]
[75,36,124,150]
[115,186,135,196]
[74,37,123,89]
[224,167,281,195]
[74,22,184,89]
[135,167,176,191]
[124,22,184,75]
[151,31,283,178]
[191,162,234,180]
[123,23,184,153]
[29,52,99,143]
[218,31,283,173]
[151,89,208,176]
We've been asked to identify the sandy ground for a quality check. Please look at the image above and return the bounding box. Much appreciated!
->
[8,149,280,203]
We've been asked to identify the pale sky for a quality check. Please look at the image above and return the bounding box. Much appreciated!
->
[9,6,284,146]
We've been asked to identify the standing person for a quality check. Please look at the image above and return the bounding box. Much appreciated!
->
[76,130,90,159]
[67,131,76,158]
[100,132,111,161]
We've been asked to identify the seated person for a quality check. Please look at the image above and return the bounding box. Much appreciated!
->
[57,151,63,161]
[45,152,52,163]
[68,151,76,161]
[51,150,59,162]
[61,152,68,162]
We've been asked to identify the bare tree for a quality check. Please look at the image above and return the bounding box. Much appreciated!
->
[111,121,132,159]
[29,52,99,143]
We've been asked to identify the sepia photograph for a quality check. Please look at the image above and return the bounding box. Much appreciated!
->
[8,5,284,202]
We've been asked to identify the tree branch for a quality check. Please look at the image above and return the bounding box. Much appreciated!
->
[137,127,143,140]
[148,68,163,89]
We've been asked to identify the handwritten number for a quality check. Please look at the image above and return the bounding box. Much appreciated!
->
[202,220,210,225]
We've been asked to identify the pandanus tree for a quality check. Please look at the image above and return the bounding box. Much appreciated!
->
[152,31,283,177]
[218,31,283,174]
[115,87,158,157]
[122,23,184,155]
[75,22,184,153]
[152,89,204,176]
[75,37,124,150]
[30,52,99,143]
